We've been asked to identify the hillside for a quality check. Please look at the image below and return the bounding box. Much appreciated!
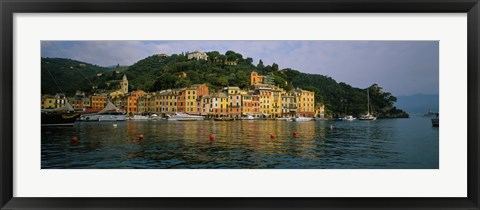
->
[41,51,409,118]
[41,58,114,95]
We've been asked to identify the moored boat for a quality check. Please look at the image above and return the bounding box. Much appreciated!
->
[276,117,293,121]
[214,117,235,121]
[130,115,150,120]
[41,102,80,126]
[241,115,257,120]
[167,113,204,121]
[359,89,377,121]
[292,116,313,122]
[343,115,356,121]
[79,101,126,122]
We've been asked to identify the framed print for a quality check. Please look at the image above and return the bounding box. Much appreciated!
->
[1,0,479,209]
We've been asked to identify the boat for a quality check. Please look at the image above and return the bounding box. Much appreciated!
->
[333,117,343,121]
[150,114,163,120]
[241,115,257,120]
[292,116,313,122]
[79,101,126,122]
[431,113,439,127]
[130,115,150,120]
[276,117,292,121]
[343,115,356,121]
[41,102,80,126]
[359,89,377,121]
[214,117,235,121]
[167,113,204,121]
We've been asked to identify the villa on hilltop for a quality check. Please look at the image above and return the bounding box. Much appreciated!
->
[187,51,208,61]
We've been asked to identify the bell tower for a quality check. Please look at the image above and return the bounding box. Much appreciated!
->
[121,74,128,93]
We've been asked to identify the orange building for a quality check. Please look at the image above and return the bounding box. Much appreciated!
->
[122,90,146,115]
[91,94,108,111]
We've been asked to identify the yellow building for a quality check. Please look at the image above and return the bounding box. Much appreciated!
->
[293,88,315,117]
[158,89,179,114]
[314,102,326,118]
[256,86,273,118]
[41,95,56,109]
[185,88,198,114]
[250,71,265,86]
[271,86,285,118]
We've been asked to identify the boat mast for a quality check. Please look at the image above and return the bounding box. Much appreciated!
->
[367,89,370,115]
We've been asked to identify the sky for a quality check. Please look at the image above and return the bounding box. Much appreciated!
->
[41,40,439,96]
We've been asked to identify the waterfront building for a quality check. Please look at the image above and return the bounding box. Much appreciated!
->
[210,92,228,118]
[185,87,198,114]
[176,88,187,113]
[187,51,208,61]
[91,94,108,111]
[68,97,90,111]
[122,90,146,115]
[41,95,56,109]
[158,89,179,114]
[292,88,315,117]
[271,86,284,118]
[241,94,261,117]
[224,87,242,118]
[255,85,273,118]
[281,94,297,118]
[314,102,326,118]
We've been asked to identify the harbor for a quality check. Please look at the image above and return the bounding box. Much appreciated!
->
[41,117,439,169]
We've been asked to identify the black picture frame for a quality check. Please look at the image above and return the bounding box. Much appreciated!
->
[1,0,479,209]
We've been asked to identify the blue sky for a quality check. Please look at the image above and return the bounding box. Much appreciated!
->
[41,40,439,96]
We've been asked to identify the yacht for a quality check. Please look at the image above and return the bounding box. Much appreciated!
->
[276,117,293,121]
[343,115,356,121]
[41,102,80,126]
[359,89,377,121]
[79,101,126,122]
[292,116,313,122]
[167,113,204,121]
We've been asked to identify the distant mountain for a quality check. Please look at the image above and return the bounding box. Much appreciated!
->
[395,94,439,114]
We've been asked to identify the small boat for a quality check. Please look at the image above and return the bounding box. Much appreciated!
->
[343,115,356,121]
[276,117,292,121]
[150,114,163,120]
[359,89,377,121]
[241,115,257,120]
[214,117,235,121]
[292,117,313,122]
[431,113,439,127]
[41,102,80,126]
[79,101,126,122]
[167,113,204,121]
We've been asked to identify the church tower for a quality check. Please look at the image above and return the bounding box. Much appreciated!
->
[121,74,128,93]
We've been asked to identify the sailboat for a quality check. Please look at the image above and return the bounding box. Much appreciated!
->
[41,101,81,126]
[359,89,377,121]
[79,101,126,121]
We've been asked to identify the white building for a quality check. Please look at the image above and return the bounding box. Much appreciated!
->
[187,51,208,61]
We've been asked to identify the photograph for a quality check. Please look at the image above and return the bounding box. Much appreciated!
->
[40,40,439,169]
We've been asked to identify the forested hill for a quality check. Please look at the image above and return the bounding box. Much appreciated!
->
[41,51,408,118]
[41,58,114,95]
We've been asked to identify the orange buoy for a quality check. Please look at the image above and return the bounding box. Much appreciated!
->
[293,131,297,137]
[139,134,144,140]
[270,133,275,139]
[71,136,78,142]
[209,134,214,141]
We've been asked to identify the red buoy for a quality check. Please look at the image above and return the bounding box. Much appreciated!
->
[270,133,275,139]
[210,134,214,141]
[293,131,297,137]
[139,134,144,140]
[71,136,78,142]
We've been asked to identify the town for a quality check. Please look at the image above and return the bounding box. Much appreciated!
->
[41,71,325,120]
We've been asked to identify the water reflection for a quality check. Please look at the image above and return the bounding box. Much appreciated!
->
[42,117,438,169]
